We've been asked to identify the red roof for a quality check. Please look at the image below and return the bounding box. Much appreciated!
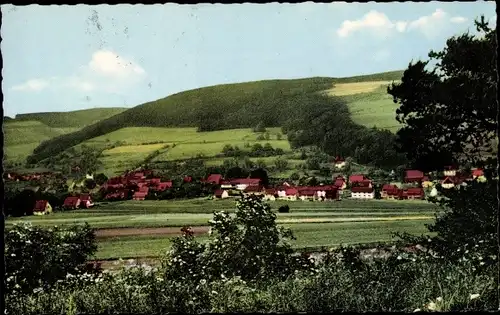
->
[298,189,316,196]
[334,156,345,163]
[441,177,454,184]
[265,188,277,195]
[139,186,149,193]
[422,176,430,181]
[351,187,374,193]
[285,188,299,195]
[386,189,401,196]
[156,182,172,191]
[206,174,223,184]
[34,200,48,211]
[244,185,262,193]
[349,175,365,183]
[133,192,147,197]
[80,194,92,201]
[150,178,161,184]
[184,176,192,183]
[334,179,345,187]
[355,180,372,187]
[405,170,424,179]
[64,196,80,206]
[407,188,424,196]
[472,169,484,177]
[382,184,398,191]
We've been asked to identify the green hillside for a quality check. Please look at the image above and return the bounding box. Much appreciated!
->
[14,107,128,128]
[28,70,404,164]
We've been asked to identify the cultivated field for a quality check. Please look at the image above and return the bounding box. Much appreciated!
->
[6,198,439,260]
[81,127,290,176]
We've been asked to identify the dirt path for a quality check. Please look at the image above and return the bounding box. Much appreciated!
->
[95,226,210,238]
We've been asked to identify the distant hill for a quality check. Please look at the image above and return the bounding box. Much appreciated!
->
[27,70,404,163]
[14,107,128,128]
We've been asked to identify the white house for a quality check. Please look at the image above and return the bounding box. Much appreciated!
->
[350,187,375,199]
[443,167,457,177]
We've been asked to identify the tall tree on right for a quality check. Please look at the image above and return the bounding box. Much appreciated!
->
[389,16,498,260]
[388,16,497,173]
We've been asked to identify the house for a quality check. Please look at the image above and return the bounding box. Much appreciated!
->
[33,200,52,215]
[298,188,316,201]
[214,189,229,199]
[263,188,277,201]
[333,176,347,190]
[406,188,425,200]
[133,191,148,200]
[284,187,299,201]
[352,180,372,188]
[443,166,457,177]
[381,184,399,199]
[220,180,233,189]
[441,177,455,189]
[351,187,375,199]
[155,182,172,192]
[405,170,425,183]
[230,178,261,191]
[149,178,161,185]
[349,174,366,185]
[80,194,94,208]
[334,157,346,169]
[105,189,129,200]
[206,174,223,185]
[63,196,81,210]
[243,185,264,196]
[472,168,486,182]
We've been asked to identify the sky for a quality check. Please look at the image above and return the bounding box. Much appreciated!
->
[1,2,496,118]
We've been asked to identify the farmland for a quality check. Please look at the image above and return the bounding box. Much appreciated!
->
[6,198,439,260]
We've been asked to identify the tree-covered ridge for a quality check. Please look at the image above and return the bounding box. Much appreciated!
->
[27,71,404,165]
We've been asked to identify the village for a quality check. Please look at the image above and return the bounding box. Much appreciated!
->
[4,156,487,216]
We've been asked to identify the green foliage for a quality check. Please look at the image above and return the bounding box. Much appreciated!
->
[278,205,290,213]
[161,195,314,284]
[274,157,289,172]
[388,16,497,171]
[4,223,98,295]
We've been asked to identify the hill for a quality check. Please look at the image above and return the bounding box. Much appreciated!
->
[27,70,404,164]
[14,107,128,128]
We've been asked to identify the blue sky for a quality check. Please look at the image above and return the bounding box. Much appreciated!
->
[1,2,496,117]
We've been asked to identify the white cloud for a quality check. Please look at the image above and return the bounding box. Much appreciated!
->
[11,49,147,94]
[11,78,50,92]
[337,9,468,39]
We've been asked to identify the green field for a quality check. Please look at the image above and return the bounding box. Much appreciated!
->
[6,198,439,260]
[3,121,80,163]
[81,127,290,175]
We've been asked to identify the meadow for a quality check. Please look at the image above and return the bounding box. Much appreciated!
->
[6,198,439,260]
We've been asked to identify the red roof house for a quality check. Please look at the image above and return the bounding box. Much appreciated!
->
[472,169,484,178]
[63,196,81,210]
[334,176,347,189]
[244,185,263,194]
[105,189,129,200]
[133,191,148,200]
[80,194,94,208]
[349,174,365,184]
[155,181,172,191]
[264,188,277,195]
[351,187,374,193]
[33,200,52,214]
[206,174,223,185]
[214,189,229,199]
[406,188,425,199]
[285,188,299,196]
[352,179,372,188]
[405,170,424,183]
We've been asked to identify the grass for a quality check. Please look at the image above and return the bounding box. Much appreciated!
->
[3,121,80,163]
[28,70,404,163]
[13,107,127,128]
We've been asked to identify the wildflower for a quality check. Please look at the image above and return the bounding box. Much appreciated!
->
[436,297,443,302]
[470,294,480,300]
[426,302,437,311]
[397,255,402,260]
[413,308,421,312]
[200,279,207,285]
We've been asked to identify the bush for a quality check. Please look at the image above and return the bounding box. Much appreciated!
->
[161,195,314,284]
[278,205,290,213]
[4,223,98,295]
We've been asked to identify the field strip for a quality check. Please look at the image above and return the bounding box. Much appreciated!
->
[94,216,432,238]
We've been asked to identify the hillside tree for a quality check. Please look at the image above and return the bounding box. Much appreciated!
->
[388,16,497,172]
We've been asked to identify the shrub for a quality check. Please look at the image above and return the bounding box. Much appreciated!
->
[4,223,98,295]
[278,205,290,213]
